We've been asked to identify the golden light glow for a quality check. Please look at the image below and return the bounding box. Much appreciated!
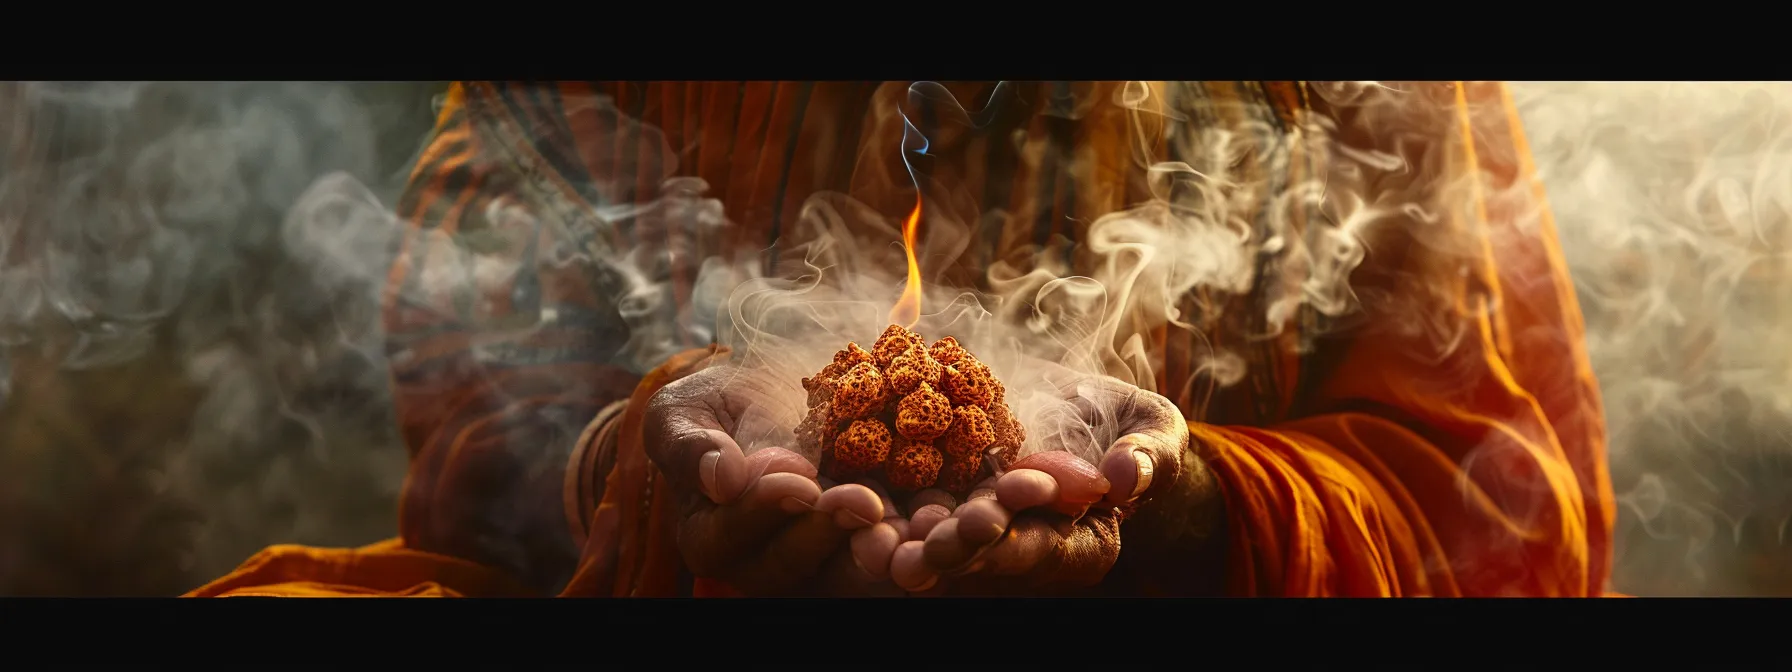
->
[887,198,924,328]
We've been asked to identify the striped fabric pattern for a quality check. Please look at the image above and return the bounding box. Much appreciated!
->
[386,81,1326,420]
[381,81,1343,587]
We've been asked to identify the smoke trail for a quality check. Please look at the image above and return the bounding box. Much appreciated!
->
[1511,82,1792,596]
[5,80,1773,597]
[706,82,1488,471]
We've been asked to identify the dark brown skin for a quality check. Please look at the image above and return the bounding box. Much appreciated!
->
[889,364,1203,595]
[646,360,1211,596]
[644,365,904,596]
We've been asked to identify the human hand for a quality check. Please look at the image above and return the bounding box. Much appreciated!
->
[645,364,905,596]
[886,365,1193,595]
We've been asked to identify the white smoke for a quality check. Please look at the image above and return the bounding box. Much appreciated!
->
[699,82,1480,482]
[1512,82,1792,596]
[2,81,1783,597]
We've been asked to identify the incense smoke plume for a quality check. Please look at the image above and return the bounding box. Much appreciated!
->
[708,81,1478,468]
[0,81,1784,596]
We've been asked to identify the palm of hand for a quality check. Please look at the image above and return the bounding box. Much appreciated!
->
[645,364,900,596]
[645,360,1188,596]
[883,362,1189,595]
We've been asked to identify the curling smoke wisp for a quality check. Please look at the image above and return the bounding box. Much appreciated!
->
[0,81,1784,597]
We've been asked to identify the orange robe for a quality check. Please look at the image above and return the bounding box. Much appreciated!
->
[187,81,1614,598]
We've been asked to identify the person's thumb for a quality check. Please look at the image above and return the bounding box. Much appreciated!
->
[1099,389,1187,506]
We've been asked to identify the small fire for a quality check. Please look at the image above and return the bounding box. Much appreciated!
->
[888,197,924,327]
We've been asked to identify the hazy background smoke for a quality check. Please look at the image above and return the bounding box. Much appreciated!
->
[0,82,443,595]
[1512,82,1792,596]
[0,81,1784,596]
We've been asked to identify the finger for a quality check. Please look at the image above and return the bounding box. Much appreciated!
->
[1103,389,1188,506]
[1006,452,1111,517]
[687,444,816,509]
[678,430,747,504]
[920,495,1017,577]
[817,543,907,597]
[993,469,1058,512]
[814,484,884,529]
[890,540,937,592]
[746,447,820,482]
[965,477,998,502]
[729,506,852,595]
[951,497,1013,548]
[737,471,826,514]
[909,504,952,542]
[646,373,739,499]
[858,478,905,522]
[889,517,913,542]
[921,518,980,573]
[979,518,1057,577]
[908,488,957,515]
[678,472,824,578]
[849,522,902,578]
[1099,437,1158,506]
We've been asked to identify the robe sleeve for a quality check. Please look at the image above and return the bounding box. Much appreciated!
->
[1197,82,1614,597]
[186,81,895,597]
[385,82,658,591]
[188,84,647,597]
[183,539,534,597]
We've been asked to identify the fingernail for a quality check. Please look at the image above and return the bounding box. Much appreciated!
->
[699,451,722,501]
[780,497,813,514]
[1130,449,1155,498]
[911,575,938,592]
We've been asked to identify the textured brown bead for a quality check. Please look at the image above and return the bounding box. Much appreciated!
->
[886,343,943,395]
[942,359,996,409]
[871,324,924,369]
[805,325,1020,496]
[834,418,894,474]
[896,382,953,442]
[942,405,995,460]
[988,401,1025,465]
[831,362,887,420]
[885,439,943,491]
[938,454,987,495]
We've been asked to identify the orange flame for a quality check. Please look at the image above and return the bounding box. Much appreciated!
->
[888,197,924,327]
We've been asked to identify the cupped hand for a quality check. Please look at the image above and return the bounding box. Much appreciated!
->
[886,367,1191,595]
[645,364,905,596]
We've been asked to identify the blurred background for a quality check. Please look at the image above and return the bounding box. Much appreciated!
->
[0,81,1784,596]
